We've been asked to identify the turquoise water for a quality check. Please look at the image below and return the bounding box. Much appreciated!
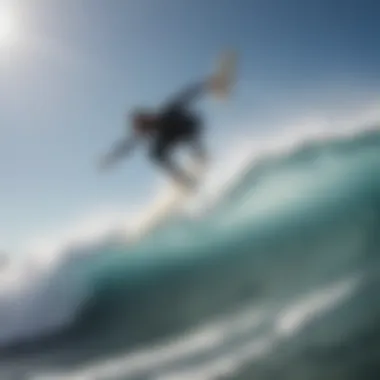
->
[1,126,380,379]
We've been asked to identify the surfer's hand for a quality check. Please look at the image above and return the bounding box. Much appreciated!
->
[208,74,229,99]
[208,75,220,92]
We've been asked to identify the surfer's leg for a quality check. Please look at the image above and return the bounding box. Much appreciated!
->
[186,117,208,166]
[190,136,207,163]
[150,137,196,189]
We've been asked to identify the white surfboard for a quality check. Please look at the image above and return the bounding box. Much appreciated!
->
[129,159,206,241]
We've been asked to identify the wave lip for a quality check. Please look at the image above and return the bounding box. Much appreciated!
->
[0,251,93,348]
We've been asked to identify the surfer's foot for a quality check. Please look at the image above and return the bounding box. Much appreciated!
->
[175,173,198,192]
[162,161,198,191]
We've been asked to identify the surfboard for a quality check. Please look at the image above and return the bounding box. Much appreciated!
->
[129,159,206,241]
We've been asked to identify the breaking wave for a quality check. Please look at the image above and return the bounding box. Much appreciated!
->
[1,123,380,365]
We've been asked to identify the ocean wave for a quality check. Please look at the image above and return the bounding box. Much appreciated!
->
[1,124,380,351]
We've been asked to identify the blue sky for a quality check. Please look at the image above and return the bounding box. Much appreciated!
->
[0,0,379,251]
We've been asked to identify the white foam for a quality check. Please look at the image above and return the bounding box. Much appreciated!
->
[0,257,90,346]
[33,275,359,380]
[276,275,360,336]
[33,306,266,380]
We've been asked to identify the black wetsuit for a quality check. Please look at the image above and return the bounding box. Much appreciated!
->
[149,82,206,165]
[102,82,207,187]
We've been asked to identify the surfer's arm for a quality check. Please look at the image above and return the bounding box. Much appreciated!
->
[162,81,210,111]
[162,74,225,111]
[98,136,137,170]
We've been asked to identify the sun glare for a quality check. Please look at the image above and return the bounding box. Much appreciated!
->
[0,8,16,46]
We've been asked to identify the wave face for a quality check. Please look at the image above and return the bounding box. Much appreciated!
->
[1,126,380,379]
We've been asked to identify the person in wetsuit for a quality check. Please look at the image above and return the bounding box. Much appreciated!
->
[99,78,216,189]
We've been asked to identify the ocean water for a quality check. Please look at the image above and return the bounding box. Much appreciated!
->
[1,126,380,380]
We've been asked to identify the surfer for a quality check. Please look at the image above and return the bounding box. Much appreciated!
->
[99,77,222,189]
[99,51,236,190]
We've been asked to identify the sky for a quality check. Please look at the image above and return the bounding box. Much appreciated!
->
[0,0,379,253]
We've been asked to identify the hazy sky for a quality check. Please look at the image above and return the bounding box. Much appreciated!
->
[0,0,379,251]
